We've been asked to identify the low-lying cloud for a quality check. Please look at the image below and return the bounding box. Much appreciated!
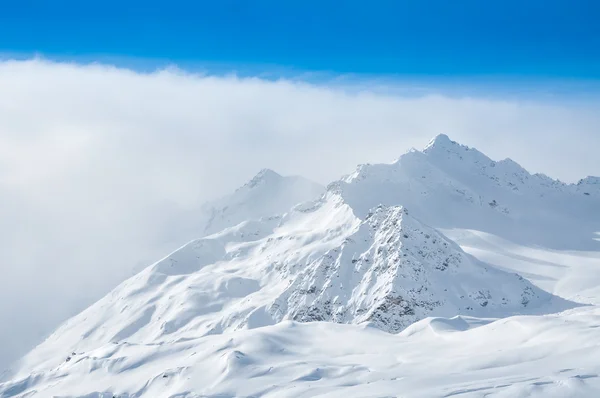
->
[1,59,599,370]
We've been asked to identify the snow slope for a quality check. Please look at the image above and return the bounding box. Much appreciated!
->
[3,310,600,398]
[443,228,600,306]
[1,135,598,398]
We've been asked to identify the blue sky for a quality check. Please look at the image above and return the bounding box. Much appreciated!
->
[2,0,599,78]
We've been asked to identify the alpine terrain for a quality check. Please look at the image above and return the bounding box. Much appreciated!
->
[2,135,599,398]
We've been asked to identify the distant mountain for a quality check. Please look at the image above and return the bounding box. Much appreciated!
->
[334,133,600,250]
[201,168,324,236]
[139,168,324,273]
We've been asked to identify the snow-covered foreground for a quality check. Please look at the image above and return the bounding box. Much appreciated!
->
[3,308,600,397]
[2,134,599,397]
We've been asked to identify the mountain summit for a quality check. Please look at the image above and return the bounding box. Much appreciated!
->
[201,169,324,235]
[338,134,600,250]
[243,168,283,188]
[423,132,455,151]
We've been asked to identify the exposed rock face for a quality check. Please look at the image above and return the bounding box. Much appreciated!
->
[271,204,560,332]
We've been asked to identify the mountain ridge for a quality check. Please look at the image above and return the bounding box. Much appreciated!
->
[335,134,600,250]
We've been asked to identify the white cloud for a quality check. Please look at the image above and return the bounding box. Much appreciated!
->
[0,59,599,370]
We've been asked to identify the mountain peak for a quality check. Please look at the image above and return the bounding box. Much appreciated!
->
[423,133,454,152]
[254,168,281,179]
[252,168,282,181]
[274,201,569,333]
[204,168,324,235]
[242,168,283,189]
[576,176,600,196]
[578,176,600,186]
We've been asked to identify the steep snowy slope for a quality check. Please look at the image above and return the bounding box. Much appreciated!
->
[273,204,571,333]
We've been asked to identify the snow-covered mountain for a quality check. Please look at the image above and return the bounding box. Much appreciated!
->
[140,168,324,274]
[336,133,600,250]
[273,203,572,333]
[2,135,598,398]
[200,168,324,236]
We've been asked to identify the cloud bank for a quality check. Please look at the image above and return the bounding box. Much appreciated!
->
[1,59,599,370]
